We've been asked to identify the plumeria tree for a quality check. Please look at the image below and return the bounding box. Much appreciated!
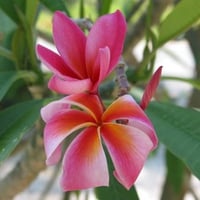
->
[0,0,200,200]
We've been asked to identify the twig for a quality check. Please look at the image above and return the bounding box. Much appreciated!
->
[74,18,93,31]
[115,58,130,97]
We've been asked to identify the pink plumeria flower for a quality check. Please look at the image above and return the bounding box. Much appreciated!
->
[41,93,158,191]
[37,10,126,94]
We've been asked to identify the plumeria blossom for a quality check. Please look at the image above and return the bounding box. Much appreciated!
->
[37,10,126,94]
[41,93,158,191]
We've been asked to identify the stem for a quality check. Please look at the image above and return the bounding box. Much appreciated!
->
[162,76,200,90]
[0,46,16,61]
[115,58,130,97]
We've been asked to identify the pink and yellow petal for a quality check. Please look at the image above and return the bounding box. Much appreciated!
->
[65,93,104,121]
[101,123,153,189]
[86,10,126,77]
[61,127,109,191]
[53,11,87,78]
[102,95,152,126]
[48,75,92,95]
[44,110,95,165]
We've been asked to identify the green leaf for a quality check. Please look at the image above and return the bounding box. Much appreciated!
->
[0,0,26,24]
[97,0,112,16]
[40,0,70,16]
[95,149,139,200]
[147,102,200,179]
[25,0,39,25]
[0,71,37,101]
[165,150,185,193]
[157,0,200,47]
[0,99,43,162]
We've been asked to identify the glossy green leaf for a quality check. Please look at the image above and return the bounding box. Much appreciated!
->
[165,150,185,193]
[0,0,26,24]
[0,100,43,162]
[97,0,112,16]
[0,71,36,101]
[147,102,200,179]
[157,0,200,47]
[40,0,70,16]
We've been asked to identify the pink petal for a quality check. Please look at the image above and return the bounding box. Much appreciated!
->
[53,11,87,78]
[61,127,109,191]
[102,94,157,146]
[101,123,153,189]
[44,110,95,165]
[102,94,152,125]
[140,66,162,110]
[41,97,70,123]
[86,10,126,77]
[36,45,77,79]
[64,93,104,122]
[127,120,158,149]
[48,75,92,95]
[46,144,62,165]
[91,46,111,91]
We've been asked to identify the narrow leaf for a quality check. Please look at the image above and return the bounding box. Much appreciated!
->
[0,71,36,101]
[147,102,200,179]
[40,0,70,16]
[0,100,43,162]
[0,0,26,24]
[157,0,200,47]
[97,0,112,16]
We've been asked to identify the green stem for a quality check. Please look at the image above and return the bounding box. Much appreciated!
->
[0,46,16,61]
[162,76,200,90]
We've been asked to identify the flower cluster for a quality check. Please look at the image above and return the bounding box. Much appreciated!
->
[37,10,161,191]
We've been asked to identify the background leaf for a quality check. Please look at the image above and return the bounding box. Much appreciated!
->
[0,99,43,162]
[147,102,200,179]
[39,0,70,16]
[157,0,200,47]
[97,0,112,16]
[0,71,36,101]
[0,0,26,24]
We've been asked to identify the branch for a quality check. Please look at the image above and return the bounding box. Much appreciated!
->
[115,58,130,97]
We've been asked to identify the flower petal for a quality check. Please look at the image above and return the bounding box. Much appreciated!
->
[140,66,162,110]
[86,10,126,77]
[102,94,158,146]
[61,127,109,191]
[103,94,151,125]
[36,45,77,79]
[91,46,111,91]
[53,11,87,78]
[101,123,153,190]
[64,93,104,122]
[44,110,95,165]
[48,75,92,95]
[41,97,70,123]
